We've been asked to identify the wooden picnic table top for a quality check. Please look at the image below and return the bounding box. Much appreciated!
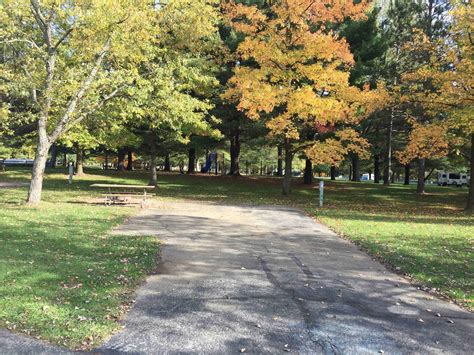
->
[91,184,155,189]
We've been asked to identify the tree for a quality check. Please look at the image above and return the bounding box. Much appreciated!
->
[378,0,426,186]
[223,0,385,195]
[396,122,449,192]
[128,0,222,183]
[448,1,473,210]
[384,0,452,193]
[214,0,270,177]
[1,0,155,203]
[398,1,473,204]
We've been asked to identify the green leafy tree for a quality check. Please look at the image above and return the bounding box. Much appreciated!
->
[342,7,389,182]
[128,0,223,184]
[1,0,156,203]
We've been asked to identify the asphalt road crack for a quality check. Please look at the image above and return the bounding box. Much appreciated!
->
[257,255,313,329]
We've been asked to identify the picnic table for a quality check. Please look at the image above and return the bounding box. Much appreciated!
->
[91,184,155,208]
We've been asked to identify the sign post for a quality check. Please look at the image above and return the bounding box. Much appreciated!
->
[68,162,74,184]
[319,180,324,207]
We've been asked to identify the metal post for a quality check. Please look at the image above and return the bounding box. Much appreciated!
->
[319,180,324,207]
[68,163,74,184]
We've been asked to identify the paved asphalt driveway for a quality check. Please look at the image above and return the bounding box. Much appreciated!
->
[100,201,473,354]
[1,200,473,354]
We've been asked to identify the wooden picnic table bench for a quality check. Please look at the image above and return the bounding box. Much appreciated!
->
[91,184,155,208]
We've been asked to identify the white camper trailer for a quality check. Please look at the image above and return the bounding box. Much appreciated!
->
[437,171,469,187]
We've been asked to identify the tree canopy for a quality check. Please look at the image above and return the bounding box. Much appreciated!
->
[0,0,472,209]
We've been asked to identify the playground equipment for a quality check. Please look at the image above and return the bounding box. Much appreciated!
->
[201,152,217,173]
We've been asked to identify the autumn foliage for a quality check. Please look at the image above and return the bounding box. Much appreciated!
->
[223,0,388,173]
[396,123,449,165]
[395,1,472,200]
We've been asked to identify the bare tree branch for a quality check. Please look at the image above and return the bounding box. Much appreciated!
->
[54,28,73,49]
[30,0,47,38]
[66,86,124,130]
[49,37,112,142]
[30,0,58,146]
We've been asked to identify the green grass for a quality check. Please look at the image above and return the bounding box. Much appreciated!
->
[0,168,159,349]
[0,167,472,350]
[313,184,473,307]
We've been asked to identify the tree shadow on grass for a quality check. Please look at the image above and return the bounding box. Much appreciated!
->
[0,208,158,348]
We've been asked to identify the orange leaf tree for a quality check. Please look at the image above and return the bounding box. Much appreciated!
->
[397,1,473,200]
[223,0,386,194]
[395,122,449,165]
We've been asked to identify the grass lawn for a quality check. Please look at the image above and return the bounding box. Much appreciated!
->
[312,184,473,308]
[0,169,159,349]
[0,167,472,349]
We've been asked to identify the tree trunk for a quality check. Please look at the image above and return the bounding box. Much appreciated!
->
[117,148,126,171]
[330,166,336,180]
[104,152,109,170]
[149,149,157,186]
[404,164,410,185]
[126,150,133,171]
[229,131,241,176]
[277,145,283,177]
[467,133,474,212]
[76,145,84,176]
[417,158,425,194]
[47,144,58,168]
[352,154,360,182]
[27,141,51,204]
[26,20,56,204]
[63,152,67,167]
[349,164,352,181]
[383,162,390,185]
[374,155,380,183]
[303,158,313,184]
[282,139,293,195]
[164,153,171,172]
[187,148,196,174]
[384,112,394,185]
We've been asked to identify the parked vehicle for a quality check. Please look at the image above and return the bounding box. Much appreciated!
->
[437,171,469,187]
[0,158,34,167]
